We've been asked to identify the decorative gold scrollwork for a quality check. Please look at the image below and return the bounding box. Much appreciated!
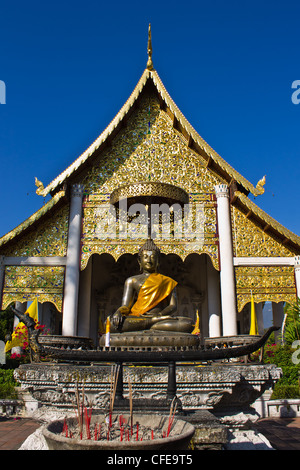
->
[235,265,297,312]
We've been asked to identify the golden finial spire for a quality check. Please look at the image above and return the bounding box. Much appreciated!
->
[255,175,266,195]
[147,23,154,70]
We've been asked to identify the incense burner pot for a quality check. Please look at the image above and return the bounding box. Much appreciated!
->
[42,413,195,450]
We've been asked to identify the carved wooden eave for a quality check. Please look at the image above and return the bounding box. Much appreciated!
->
[0,190,66,249]
[36,67,263,200]
[232,190,300,253]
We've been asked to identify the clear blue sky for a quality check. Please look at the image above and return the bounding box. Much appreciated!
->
[0,0,300,240]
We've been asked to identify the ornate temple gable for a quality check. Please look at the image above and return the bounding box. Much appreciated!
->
[79,93,222,268]
[37,67,262,199]
[81,94,223,195]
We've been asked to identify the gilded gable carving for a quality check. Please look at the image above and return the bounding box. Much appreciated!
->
[232,206,297,257]
[1,204,69,257]
[80,94,223,269]
[81,95,222,193]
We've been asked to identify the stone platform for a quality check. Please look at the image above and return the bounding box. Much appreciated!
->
[182,410,228,450]
[14,362,281,413]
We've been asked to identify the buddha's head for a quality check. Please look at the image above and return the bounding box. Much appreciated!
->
[138,238,160,273]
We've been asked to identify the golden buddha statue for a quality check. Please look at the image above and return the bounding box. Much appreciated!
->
[109,239,194,334]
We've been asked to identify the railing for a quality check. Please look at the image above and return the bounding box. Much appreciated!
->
[33,327,279,406]
[0,399,23,417]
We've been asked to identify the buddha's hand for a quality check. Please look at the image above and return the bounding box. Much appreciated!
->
[112,310,122,329]
[151,313,174,323]
[112,306,130,329]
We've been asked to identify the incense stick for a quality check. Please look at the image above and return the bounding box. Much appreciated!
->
[75,382,83,439]
[111,364,120,413]
[128,374,133,434]
[167,397,177,437]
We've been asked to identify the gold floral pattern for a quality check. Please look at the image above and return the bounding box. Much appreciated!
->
[1,204,69,258]
[80,95,221,269]
[2,266,65,311]
[235,265,297,312]
[232,206,298,310]
[232,206,297,257]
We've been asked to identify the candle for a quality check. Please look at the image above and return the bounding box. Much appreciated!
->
[105,316,111,347]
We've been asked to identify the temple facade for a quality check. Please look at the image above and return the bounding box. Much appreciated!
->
[1,34,299,344]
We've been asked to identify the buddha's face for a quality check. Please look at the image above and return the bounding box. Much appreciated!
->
[139,250,159,273]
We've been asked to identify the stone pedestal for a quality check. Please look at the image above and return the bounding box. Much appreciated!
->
[99,330,200,348]
[14,362,282,414]
[183,410,228,450]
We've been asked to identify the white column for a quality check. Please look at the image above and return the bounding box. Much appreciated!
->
[62,184,84,336]
[214,184,237,336]
[295,256,300,298]
[207,259,221,337]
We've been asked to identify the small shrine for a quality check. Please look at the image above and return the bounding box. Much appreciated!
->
[0,25,299,348]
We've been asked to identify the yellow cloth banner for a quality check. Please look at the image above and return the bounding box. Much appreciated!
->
[130,273,177,316]
[5,299,39,352]
[191,310,200,335]
[249,293,258,335]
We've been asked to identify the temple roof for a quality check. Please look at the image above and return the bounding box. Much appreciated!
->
[0,27,299,252]
[37,66,265,199]
[0,190,66,248]
[233,191,300,250]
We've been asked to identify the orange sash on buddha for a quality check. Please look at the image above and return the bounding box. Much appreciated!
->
[130,273,177,316]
